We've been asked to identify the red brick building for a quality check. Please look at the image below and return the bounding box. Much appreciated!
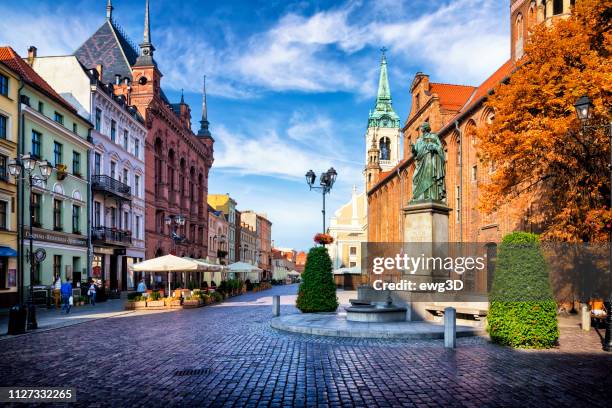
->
[368,0,573,245]
[76,1,214,259]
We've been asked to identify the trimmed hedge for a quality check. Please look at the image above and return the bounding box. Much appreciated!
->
[296,246,338,313]
[487,232,559,348]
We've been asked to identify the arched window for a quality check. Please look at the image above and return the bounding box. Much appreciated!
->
[379,137,391,160]
[167,149,175,192]
[179,158,186,197]
[553,0,563,15]
[515,13,524,58]
[154,138,163,190]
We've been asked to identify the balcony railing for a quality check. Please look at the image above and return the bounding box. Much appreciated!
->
[92,175,131,200]
[92,226,132,246]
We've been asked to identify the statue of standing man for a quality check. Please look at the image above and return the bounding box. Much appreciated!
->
[410,122,446,202]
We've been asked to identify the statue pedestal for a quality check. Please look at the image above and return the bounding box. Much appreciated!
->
[403,200,450,243]
[399,200,451,321]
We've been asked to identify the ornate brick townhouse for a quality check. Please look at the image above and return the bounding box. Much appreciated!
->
[74,0,214,260]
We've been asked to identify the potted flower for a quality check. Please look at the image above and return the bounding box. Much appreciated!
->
[165,296,182,308]
[125,293,146,310]
[182,295,201,309]
[313,233,334,245]
[146,291,165,309]
[56,164,68,180]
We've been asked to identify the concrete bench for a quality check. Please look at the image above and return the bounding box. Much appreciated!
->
[426,305,487,321]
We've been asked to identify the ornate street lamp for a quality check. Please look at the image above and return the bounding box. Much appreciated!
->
[574,95,612,352]
[8,155,53,330]
[165,215,186,255]
[305,167,338,233]
[574,95,594,123]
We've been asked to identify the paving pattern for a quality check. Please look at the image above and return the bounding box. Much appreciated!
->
[0,284,610,407]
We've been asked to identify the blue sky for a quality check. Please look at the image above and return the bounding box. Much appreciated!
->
[1,0,510,251]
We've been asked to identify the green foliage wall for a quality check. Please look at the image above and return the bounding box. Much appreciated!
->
[487,232,559,348]
[296,246,338,313]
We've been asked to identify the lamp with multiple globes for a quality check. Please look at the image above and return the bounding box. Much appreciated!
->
[305,167,338,234]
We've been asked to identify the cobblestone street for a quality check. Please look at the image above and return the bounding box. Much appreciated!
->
[0,284,610,407]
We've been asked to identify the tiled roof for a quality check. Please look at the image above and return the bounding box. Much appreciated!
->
[0,46,77,114]
[429,83,476,111]
[75,19,138,84]
[462,59,515,111]
[439,59,515,135]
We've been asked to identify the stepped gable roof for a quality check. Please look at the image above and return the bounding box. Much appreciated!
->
[429,83,476,111]
[0,46,77,114]
[75,19,138,83]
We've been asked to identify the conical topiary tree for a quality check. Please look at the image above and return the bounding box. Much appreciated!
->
[296,246,338,313]
[487,232,559,348]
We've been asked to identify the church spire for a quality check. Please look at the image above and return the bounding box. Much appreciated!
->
[368,47,400,129]
[376,47,391,105]
[134,0,156,66]
[198,75,212,138]
[106,0,113,20]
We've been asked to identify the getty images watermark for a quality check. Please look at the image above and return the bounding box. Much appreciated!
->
[355,242,610,302]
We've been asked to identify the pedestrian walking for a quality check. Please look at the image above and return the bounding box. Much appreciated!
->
[88,279,97,306]
[52,275,62,309]
[61,278,72,314]
[137,278,147,294]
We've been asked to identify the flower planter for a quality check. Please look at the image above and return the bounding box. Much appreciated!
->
[166,299,182,308]
[182,299,202,309]
[125,300,147,310]
[146,300,165,309]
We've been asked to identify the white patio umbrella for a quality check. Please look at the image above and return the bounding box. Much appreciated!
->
[132,255,205,295]
[228,262,263,282]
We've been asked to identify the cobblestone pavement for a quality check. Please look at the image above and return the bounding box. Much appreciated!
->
[0,284,610,407]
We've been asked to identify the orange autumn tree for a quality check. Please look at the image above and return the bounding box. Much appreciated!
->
[478,0,612,242]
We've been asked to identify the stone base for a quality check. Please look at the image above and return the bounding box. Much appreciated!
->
[345,305,407,322]
[403,200,450,243]
[271,313,484,339]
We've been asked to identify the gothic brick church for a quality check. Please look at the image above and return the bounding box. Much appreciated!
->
[367,0,574,244]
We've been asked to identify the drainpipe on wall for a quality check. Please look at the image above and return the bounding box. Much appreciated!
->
[16,78,25,305]
[397,167,403,240]
[455,121,463,244]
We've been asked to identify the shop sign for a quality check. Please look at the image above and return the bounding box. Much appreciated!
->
[26,227,87,246]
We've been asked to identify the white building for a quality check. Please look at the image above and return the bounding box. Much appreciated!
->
[32,56,147,291]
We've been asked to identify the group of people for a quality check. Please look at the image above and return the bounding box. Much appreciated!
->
[51,276,97,314]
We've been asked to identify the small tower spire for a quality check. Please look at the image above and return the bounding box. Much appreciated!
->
[106,0,113,20]
[198,75,211,138]
[376,47,391,105]
[180,88,184,104]
[134,0,156,66]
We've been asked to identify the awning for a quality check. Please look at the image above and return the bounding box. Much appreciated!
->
[0,246,17,257]
[132,254,204,272]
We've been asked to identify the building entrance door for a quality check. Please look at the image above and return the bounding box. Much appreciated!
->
[110,255,118,290]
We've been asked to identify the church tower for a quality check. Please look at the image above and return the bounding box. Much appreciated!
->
[364,48,401,189]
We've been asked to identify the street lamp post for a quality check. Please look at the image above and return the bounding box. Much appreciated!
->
[165,215,186,255]
[305,167,338,233]
[574,95,612,352]
[8,155,53,330]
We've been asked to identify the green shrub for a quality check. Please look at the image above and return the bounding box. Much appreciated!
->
[149,291,161,301]
[211,291,223,302]
[487,232,559,348]
[127,292,141,301]
[296,246,338,313]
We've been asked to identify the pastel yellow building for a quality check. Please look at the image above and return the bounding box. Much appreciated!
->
[0,60,20,306]
[327,186,367,271]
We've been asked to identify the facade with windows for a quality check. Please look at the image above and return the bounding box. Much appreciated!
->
[0,47,92,294]
[241,211,272,280]
[32,53,147,292]
[327,186,367,271]
[207,205,229,266]
[0,58,20,307]
[208,194,238,263]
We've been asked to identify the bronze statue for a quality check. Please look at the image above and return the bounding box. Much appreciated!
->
[410,122,446,202]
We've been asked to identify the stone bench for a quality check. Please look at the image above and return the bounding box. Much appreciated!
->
[426,305,487,321]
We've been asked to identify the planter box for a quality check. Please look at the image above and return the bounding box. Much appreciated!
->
[182,299,202,309]
[167,299,182,308]
[146,300,165,309]
[125,301,147,310]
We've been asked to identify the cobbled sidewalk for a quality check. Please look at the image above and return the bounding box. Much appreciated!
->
[0,284,610,407]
